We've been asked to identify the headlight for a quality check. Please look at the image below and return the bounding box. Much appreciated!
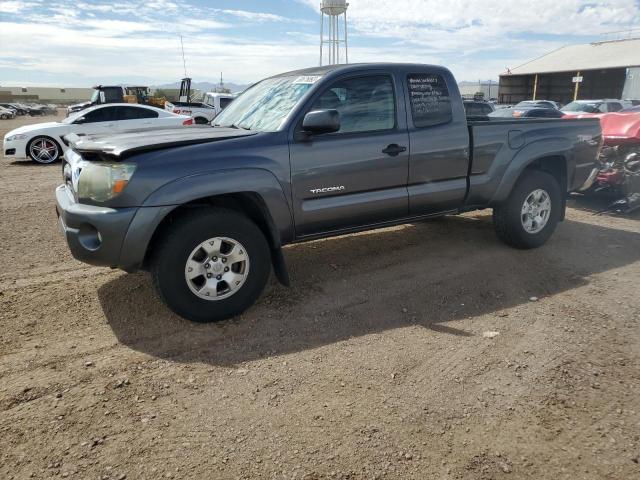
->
[77,162,136,202]
[5,134,27,141]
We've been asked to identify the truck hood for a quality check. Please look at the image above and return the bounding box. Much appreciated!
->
[599,112,640,145]
[67,126,257,159]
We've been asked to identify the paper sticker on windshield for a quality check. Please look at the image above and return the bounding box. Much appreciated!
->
[293,75,322,85]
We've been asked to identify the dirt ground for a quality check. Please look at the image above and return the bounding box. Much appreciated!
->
[1,112,639,480]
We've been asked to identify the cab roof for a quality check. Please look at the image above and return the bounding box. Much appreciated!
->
[273,63,450,78]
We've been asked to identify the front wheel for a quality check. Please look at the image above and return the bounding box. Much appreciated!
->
[27,136,61,164]
[151,208,271,322]
[493,170,562,249]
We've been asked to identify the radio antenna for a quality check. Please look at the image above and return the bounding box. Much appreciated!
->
[179,34,188,78]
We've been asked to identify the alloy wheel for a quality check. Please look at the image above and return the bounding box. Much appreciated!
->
[184,237,250,300]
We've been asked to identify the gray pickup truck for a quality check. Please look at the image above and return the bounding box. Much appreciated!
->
[56,63,602,322]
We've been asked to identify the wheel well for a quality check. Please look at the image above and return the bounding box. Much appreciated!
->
[524,155,567,220]
[525,155,567,189]
[143,192,280,269]
[193,117,209,125]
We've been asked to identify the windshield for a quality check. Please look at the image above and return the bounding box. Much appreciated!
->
[213,76,318,132]
[563,101,601,113]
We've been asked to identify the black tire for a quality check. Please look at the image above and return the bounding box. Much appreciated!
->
[194,117,209,125]
[151,208,271,323]
[27,136,62,164]
[493,170,562,249]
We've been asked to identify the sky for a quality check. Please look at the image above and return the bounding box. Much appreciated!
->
[1,0,640,87]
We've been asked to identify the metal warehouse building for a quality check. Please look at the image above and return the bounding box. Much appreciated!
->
[498,37,640,105]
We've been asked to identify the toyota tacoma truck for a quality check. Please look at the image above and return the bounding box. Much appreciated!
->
[55,63,602,322]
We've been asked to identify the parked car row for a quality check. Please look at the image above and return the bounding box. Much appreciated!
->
[467,98,640,120]
[0,102,58,118]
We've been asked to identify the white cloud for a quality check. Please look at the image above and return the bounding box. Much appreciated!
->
[0,0,38,13]
[303,0,640,35]
[301,0,640,77]
[2,0,640,87]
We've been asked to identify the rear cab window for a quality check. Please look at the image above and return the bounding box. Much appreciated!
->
[407,73,453,127]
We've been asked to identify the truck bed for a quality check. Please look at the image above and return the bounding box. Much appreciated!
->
[465,117,602,206]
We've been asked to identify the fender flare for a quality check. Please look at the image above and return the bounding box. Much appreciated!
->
[490,137,572,205]
[119,168,294,276]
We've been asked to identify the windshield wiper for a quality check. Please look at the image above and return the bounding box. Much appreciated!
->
[213,123,250,130]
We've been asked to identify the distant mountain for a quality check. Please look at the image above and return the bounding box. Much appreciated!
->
[153,80,250,93]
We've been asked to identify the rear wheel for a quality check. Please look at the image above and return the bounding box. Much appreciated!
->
[194,117,209,125]
[493,170,562,249]
[27,136,61,164]
[151,208,271,322]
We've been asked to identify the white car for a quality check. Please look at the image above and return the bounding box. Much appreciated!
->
[3,103,193,164]
[0,106,16,119]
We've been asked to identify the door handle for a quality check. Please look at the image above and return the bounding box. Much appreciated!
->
[382,144,407,156]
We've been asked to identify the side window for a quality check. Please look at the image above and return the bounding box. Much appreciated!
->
[481,104,493,115]
[310,75,395,134]
[219,98,233,109]
[82,107,114,123]
[597,104,608,113]
[407,73,452,128]
[464,103,481,116]
[115,106,158,120]
[608,102,623,112]
[103,89,122,103]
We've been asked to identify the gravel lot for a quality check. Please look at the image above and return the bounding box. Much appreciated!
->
[1,112,639,480]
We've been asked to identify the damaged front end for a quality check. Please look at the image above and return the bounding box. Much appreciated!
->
[590,113,640,213]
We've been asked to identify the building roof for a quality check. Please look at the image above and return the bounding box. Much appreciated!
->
[502,38,640,76]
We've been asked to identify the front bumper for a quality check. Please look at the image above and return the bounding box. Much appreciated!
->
[55,184,137,268]
[3,138,27,159]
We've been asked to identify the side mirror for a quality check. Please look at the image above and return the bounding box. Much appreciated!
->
[74,116,87,124]
[302,109,340,135]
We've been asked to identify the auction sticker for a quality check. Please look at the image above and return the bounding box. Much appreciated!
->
[292,75,322,84]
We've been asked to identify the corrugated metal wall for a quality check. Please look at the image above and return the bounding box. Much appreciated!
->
[498,68,628,104]
[622,68,640,100]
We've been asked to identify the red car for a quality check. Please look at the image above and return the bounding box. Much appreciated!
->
[578,107,640,211]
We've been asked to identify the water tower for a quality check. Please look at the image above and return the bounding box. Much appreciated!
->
[319,0,349,65]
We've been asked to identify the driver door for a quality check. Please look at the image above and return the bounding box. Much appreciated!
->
[289,73,410,237]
